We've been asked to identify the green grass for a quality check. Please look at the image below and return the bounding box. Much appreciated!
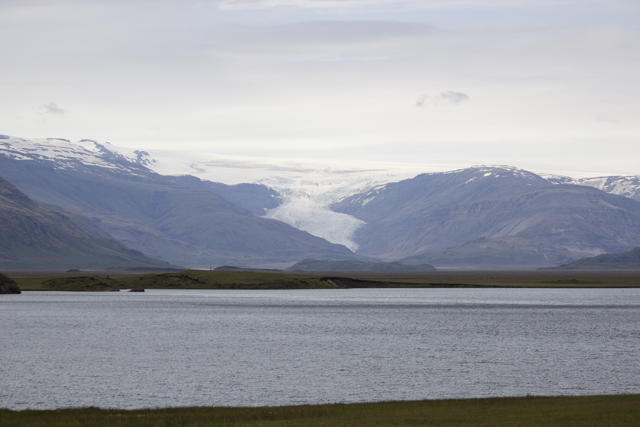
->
[8,269,640,291]
[1,395,639,427]
[9,276,49,291]
[41,276,123,291]
[123,270,348,289]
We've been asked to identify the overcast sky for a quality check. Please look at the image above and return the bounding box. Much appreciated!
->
[1,0,639,176]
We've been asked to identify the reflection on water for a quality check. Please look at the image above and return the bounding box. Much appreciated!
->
[1,288,639,409]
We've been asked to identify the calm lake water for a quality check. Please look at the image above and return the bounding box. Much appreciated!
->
[1,288,639,410]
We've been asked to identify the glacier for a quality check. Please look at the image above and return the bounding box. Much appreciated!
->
[146,151,433,251]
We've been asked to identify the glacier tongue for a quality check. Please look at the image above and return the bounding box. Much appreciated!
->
[262,190,365,251]
[143,151,430,251]
[257,171,392,252]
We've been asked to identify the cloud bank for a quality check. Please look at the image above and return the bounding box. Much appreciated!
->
[0,0,638,175]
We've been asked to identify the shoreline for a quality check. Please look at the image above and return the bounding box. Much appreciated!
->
[6,269,640,291]
[2,394,639,426]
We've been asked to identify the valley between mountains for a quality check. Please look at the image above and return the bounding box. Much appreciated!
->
[2,133,640,270]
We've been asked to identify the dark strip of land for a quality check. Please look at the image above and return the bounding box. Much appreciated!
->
[5,268,640,291]
[1,394,639,427]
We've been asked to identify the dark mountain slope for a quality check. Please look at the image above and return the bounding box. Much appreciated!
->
[0,176,170,269]
[171,175,281,216]
[288,258,436,272]
[552,247,640,269]
[333,167,640,267]
[400,237,575,268]
[0,154,352,267]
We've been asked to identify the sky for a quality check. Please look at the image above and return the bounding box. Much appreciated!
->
[1,0,639,177]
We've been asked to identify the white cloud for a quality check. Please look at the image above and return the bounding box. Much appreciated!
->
[41,103,67,115]
[416,91,470,107]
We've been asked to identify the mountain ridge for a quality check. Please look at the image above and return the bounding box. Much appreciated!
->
[551,247,640,270]
[333,167,640,268]
[4,134,640,269]
[0,176,171,270]
[0,135,356,268]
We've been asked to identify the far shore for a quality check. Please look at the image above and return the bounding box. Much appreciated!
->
[4,268,640,291]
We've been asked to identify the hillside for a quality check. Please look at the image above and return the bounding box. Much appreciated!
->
[0,176,170,270]
[0,273,21,293]
[0,136,354,267]
[288,258,436,272]
[6,135,640,270]
[333,167,640,268]
[575,176,640,202]
[552,247,640,269]
[400,237,576,268]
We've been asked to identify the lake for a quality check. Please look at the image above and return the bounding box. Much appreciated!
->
[1,288,639,410]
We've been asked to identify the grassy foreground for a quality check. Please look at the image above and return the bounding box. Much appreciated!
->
[1,395,639,427]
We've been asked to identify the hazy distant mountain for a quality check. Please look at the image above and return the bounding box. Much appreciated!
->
[0,176,169,270]
[333,166,640,268]
[574,176,640,202]
[541,174,640,201]
[170,175,281,217]
[288,258,436,272]
[0,135,353,267]
[400,237,575,268]
[551,247,640,269]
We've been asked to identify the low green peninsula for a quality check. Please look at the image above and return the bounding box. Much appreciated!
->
[8,268,640,291]
[42,276,122,292]
[126,270,386,290]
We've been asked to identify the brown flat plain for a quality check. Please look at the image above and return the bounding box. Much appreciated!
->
[4,268,640,290]
[336,269,640,287]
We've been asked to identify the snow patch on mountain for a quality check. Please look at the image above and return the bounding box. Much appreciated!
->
[0,135,152,173]
[575,176,640,200]
[539,172,640,200]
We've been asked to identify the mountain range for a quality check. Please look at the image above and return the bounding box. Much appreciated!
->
[0,135,354,268]
[2,134,640,269]
[333,167,640,268]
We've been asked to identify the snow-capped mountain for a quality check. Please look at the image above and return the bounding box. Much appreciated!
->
[0,134,155,172]
[539,172,640,201]
[3,133,640,269]
[0,134,359,268]
[112,147,435,251]
[1,134,433,251]
[333,166,640,267]
[574,176,640,201]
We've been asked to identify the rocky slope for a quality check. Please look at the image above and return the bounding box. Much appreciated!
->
[0,273,21,294]
[333,167,640,268]
[575,176,640,201]
[0,176,170,270]
[0,136,353,267]
[552,247,640,269]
